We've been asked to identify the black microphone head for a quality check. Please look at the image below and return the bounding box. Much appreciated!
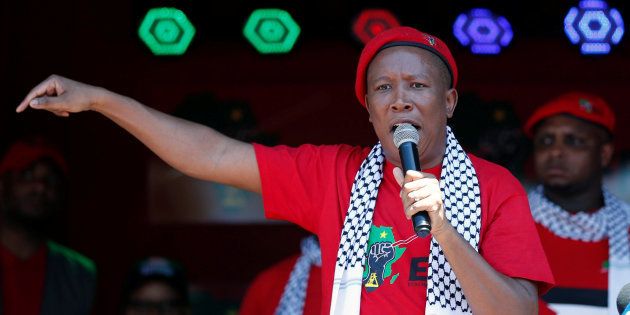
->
[393,123,420,148]
[618,283,630,314]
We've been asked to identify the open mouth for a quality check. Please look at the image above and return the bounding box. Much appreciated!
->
[390,122,420,133]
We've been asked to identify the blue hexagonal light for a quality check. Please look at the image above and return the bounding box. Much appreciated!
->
[564,0,624,55]
[453,8,513,55]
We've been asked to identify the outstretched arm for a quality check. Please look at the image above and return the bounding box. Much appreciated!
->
[17,75,261,193]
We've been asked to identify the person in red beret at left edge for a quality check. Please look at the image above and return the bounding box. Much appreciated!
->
[16,26,553,314]
[0,139,97,315]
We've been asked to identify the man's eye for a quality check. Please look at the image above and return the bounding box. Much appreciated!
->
[376,84,391,91]
[411,82,425,88]
[535,136,554,147]
[565,136,586,147]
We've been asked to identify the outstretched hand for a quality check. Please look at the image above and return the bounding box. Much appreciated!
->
[16,75,104,117]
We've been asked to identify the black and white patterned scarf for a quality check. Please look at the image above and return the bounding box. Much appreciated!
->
[528,186,630,313]
[330,126,481,315]
[275,235,322,315]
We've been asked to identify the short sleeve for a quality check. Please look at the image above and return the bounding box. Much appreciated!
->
[253,143,364,233]
[475,158,555,294]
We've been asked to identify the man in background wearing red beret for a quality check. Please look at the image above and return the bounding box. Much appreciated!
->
[16,26,553,314]
[0,139,96,315]
[525,92,630,315]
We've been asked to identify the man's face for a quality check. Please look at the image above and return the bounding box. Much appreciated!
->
[533,115,612,193]
[1,160,65,225]
[365,46,457,168]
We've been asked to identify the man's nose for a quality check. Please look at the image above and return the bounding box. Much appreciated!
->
[389,88,413,112]
[547,141,566,158]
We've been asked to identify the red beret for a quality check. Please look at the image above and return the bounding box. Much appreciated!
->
[524,92,615,137]
[354,26,458,107]
[0,140,67,175]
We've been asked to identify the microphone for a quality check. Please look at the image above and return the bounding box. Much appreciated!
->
[618,283,630,315]
[393,123,431,238]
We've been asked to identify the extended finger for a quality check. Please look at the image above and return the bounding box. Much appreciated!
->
[16,78,56,112]
[15,76,60,113]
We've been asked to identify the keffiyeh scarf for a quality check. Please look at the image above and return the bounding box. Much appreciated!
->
[529,186,630,314]
[276,235,322,315]
[331,126,481,315]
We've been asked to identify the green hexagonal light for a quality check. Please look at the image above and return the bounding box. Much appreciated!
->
[138,7,196,56]
[243,9,301,54]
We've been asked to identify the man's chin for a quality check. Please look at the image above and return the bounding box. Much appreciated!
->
[543,181,580,195]
[541,175,571,188]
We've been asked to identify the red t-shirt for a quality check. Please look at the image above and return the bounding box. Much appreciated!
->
[0,243,47,315]
[240,254,322,315]
[536,223,621,315]
[254,144,554,314]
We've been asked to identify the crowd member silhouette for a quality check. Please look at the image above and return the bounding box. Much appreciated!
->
[121,257,190,315]
[16,27,553,314]
[525,92,630,315]
[0,139,96,315]
[240,235,322,315]
[449,94,528,178]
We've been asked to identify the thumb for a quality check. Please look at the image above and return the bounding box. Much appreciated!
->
[393,167,404,187]
[30,95,69,112]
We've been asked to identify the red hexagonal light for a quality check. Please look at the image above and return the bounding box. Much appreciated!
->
[353,9,400,45]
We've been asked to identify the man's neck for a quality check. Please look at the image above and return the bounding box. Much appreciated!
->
[1,223,45,260]
[543,184,604,214]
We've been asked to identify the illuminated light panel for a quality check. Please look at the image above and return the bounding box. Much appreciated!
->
[564,0,624,55]
[353,9,400,44]
[243,8,301,54]
[452,8,513,55]
[582,42,611,54]
[565,8,581,44]
[138,7,196,56]
[578,11,611,40]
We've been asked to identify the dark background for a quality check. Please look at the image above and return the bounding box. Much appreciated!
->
[1,0,628,313]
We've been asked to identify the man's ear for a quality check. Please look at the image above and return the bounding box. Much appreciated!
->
[445,88,458,118]
[601,142,614,168]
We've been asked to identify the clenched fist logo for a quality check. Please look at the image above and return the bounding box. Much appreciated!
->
[364,242,395,292]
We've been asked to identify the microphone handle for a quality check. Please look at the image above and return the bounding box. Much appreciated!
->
[399,142,431,238]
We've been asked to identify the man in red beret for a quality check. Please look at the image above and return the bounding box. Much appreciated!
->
[525,92,630,315]
[16,26,553,314]
[0,139,96,315]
